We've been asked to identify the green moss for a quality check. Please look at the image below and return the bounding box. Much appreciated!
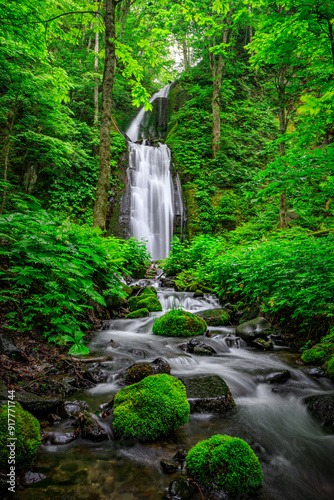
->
[301,347,328,364]
[152,309,207,337]
[186,434,263,494]
[0,403,41,471]
[196,308,230,326]
[128,295,162,312]
[126,307,150,319]
[325,356,334,379]
[113,374,190,440]
[125,363,153,384]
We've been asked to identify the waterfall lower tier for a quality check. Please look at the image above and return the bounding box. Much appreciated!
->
[128,142,174,261]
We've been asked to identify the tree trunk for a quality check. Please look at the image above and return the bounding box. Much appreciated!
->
[94,27,99,127]
[278,66,289,228]
[93,0,117,229]
[0,111,16,215]
[182,36,189,70]
[211,54,224,158]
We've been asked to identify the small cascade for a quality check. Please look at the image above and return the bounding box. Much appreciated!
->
[125,84,181,261]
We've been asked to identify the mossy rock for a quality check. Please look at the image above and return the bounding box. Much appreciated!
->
[196,308,230,326]
[141,286,157,296]
[186,434,263,494]
[0,403,41,471]
[113,374,190,440]
[152,310,207,337]
[301,347,328,365]
[125,363,153,384]
[126,308,149,319]
[128,295,162,312]
[325,356,334,379]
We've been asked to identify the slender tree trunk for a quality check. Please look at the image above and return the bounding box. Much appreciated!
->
[93,0,117,229]
[94,27,99,127]
[278,66,289,228]
[182,36,189,70]
[0,111,15,215]
[249,5,254,57]
[328,19,334,67]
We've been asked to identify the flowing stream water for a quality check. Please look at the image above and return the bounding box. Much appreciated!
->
[18,282,334,500]
[16,86,334,499]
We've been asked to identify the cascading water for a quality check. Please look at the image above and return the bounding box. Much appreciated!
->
[126,84,178,261]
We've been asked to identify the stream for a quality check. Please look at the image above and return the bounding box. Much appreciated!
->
[17,282,334,500]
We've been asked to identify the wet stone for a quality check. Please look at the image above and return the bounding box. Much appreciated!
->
[50,431,79,445]
[77,412,109,442]
[304,394,334,433]
[195,308,229,326]
[251,337,274,351]
[160,460,179,474]
[265,370,291,384]
[63,400,89,419]
[180,375,235,414]
[23,472,46,485]
[83,365,108,384]
[0,334,21,357]
[167,475,198,500]
[13,391,63,418]
[174,450,188,462]
[236,317,272,341]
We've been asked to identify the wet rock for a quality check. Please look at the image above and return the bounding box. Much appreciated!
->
[251,338,274,351]
[304,394,334,433]
[195,308,230,326]
[50,431,79,445]
[305,367,326,379]
[152,357,171,375]
[161,277,177,289]
[23,472,46,485]
[266,370,291,384]
[83,365,108,384]
[177,339,216,356]
[224,335,241,348]
[48,413,61,424]
[76,412,109,441]
[167,475,197,500]
[176,343,188,352]
[174,450,188,462]
[180,375,235,414]
[0,333,21,358]
[193,290,204,298]
[236,317,272,341]
[63,400,89,419]
[13,392,63,418]
[160,460,179,474]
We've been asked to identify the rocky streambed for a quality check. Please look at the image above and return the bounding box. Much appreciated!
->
[2,281,334,500]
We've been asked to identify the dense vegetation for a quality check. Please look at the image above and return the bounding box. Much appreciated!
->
[1,0,334,363]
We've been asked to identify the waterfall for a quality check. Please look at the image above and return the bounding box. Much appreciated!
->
[125,84,179,261]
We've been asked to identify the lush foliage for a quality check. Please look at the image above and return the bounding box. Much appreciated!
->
[186,434,263,494]
[0,403,41,471]
[113,374,190,440]
[0,209,150,354]
[126,308,150,319]
[302,330,334,378]
[128,294,162,313]
[152,307,207,337]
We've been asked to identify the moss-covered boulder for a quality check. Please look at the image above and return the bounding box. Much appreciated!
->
[113,374,189,440]
[125,363,153,384]
[152,309,207,337]
[301,346,328,365]
[128,294,162,313]
[186,435,263,494]
[325,356,334,379]
[126,308,149,319]
[196,308,230,326]
[0,403,41,471]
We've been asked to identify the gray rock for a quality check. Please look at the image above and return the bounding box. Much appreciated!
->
[152,357,171,374]
[63,400,89,419]
[50,431,79,445]
[76,412,109,441]
[266,370,291,384]
[236,317,272,341]
[160,460,179,474]
[83,365,108,384]
[9,391,63,418]
[0,334,21,357]
[180,375,235,414]
[167,475,197,500]
[305,394,334,432]
[178,339,216,356]
[160,277,177,288]
[23,472,46,485]
[251,338,274,351]
[195,308,229,326]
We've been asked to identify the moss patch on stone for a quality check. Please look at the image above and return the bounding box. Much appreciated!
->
[196,308,230,326]
[126,308,149,319]
[186,434,263,494]
[152,309,207,337]
[301,347,328,365]
[125,363,153,384]
[0,402,41,471]
[113,374,190,440]
[128,294,162,313]
[325,356,334,379]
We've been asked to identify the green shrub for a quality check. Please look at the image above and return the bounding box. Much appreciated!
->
[126,308,150,319]
[0,403,41,471]
[125,363,153,384]
[113,374,190,440]
[325,356,334,379]
[186,434,263,494]
[152,309,207,337]
[301,347,328,364]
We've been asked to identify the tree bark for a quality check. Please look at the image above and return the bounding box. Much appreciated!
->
[0,111,16,215]
[277,66,289,228]
[94,27,99,127]
[93,0,117,229]
[182,36,189,70]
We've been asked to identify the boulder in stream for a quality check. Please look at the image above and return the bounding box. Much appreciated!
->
[128,294,162,313]
[265,370,291,384]
[177,338,216,356]
[236,317,272,341]
[251,337,274,351]
[153,310,207,337]
[195,308,230,326]
[180,374,235,414]
[304,394,334,433]
[167,475,198,500]
[75,412,109,441]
